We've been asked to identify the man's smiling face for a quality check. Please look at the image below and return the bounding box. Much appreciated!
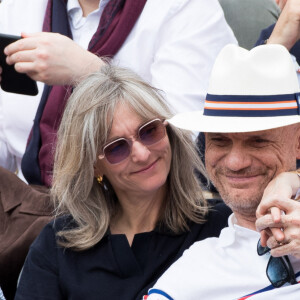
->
[205,124,300,218]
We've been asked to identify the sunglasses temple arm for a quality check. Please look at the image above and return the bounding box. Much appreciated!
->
[284,256,297,285]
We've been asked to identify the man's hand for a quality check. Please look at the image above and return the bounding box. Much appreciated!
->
[256,199,300,258]
[256,171,300,257]
[4,32,105,86]
[267,0,300,50]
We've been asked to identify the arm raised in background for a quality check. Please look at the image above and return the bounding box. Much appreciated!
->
[266,0,300,50]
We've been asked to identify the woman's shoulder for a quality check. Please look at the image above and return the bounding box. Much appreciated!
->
[32,215,76,248]
[207,198,232,218]
[189,198,232,240]
[51,214,78,232]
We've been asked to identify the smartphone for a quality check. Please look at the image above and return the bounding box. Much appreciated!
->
[0,33,38,96]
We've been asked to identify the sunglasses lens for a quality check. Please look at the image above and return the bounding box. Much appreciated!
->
[139,120,165,146]
[102,119,165,164]
[257,239,270,256]
[104,139,130,164]
[267,256,290,288]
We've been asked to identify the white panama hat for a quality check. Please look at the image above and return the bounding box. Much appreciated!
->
[168,44,300,133]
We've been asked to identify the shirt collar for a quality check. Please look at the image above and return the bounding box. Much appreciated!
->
[67,0,84,13]
[67,0,110,29]
[67,0,109,14]
[218,213,260,248]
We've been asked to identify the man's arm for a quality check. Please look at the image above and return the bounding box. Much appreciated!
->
[266,0,300,50]
[147,0,237,114]
[3,32,104,86]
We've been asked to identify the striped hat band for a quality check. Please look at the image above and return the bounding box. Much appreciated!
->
[204,93,300,117]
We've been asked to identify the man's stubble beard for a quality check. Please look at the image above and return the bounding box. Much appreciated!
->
[209,175,266,218]
[218,188,263,218]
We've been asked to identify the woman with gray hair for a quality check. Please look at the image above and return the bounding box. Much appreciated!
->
[15,65,231,300]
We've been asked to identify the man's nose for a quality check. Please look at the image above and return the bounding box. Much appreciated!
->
[224,144,252,172]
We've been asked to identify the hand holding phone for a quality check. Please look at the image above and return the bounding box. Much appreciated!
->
[0,33,38,96]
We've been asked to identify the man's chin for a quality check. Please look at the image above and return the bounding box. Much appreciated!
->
[218,187,263,210]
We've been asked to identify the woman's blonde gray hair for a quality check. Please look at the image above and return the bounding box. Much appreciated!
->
[52,64,208,250]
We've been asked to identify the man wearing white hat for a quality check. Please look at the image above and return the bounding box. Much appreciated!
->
[146,44,300,299]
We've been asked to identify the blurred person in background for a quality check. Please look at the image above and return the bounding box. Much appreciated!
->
[219,0,280,50]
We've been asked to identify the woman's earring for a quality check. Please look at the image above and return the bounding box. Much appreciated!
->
[96,175,103,184]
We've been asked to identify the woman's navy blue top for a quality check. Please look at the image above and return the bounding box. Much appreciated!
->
[15,202,231,300]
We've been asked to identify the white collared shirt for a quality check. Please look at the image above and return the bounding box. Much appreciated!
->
[67,0,109,49]
[147,214,300,300]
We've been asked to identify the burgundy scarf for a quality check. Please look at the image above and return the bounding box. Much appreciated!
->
[21,0,147,187]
